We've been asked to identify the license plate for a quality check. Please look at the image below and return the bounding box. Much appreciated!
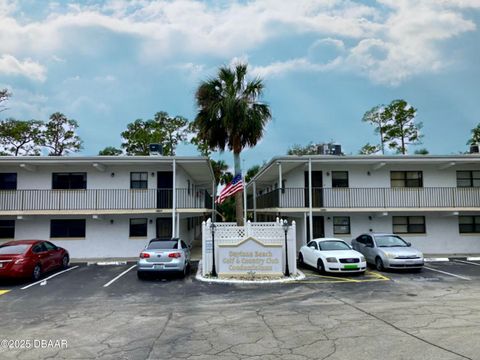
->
[154,264,164,270]
[344,265,358,270]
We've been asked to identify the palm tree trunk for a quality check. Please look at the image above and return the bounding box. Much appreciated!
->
[233,151,244,226]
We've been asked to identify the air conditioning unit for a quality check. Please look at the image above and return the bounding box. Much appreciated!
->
[470,144,479,154]
[149,144,163,156]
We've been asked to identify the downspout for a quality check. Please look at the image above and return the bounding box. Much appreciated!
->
[172,159,176,238]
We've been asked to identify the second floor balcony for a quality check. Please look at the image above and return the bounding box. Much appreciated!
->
[0,188,213,213]
[249,187,480,210]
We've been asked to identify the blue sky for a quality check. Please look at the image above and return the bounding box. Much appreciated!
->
[1,0,480,170]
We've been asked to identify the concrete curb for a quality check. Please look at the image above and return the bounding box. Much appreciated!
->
[195,260,306,284]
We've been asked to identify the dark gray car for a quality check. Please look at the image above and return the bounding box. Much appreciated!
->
[351,233,424,271]
[137,238,191,279]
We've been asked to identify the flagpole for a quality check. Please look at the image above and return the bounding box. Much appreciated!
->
[243,160,247,224]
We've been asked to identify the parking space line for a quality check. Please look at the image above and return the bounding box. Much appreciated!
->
[454,259,480,267]
[424,266,471,280]
[0,290,10,296]
[365,271,391,281]
[103,265,136,287]
[21,266,80,290]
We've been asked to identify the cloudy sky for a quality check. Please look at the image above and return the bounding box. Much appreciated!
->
[1,0,479,169]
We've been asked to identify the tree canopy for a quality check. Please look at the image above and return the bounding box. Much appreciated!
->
[467,123,480,145]
[361,99,422,155]
[98,146,123,156]
[0,89,11,113]
[121,112,189,156]
[42,112,82,156]
[193,62,271,224]
[0,119,43,156]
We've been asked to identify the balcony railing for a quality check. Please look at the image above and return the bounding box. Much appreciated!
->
[252,187,480,209]
[0,188,213,212]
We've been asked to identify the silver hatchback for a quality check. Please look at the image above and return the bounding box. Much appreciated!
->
[351,233,424,271]
[137,238,191,279]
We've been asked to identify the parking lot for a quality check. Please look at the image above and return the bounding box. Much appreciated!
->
[1,259,480,359]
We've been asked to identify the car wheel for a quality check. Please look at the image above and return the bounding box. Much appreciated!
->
[375,257,385,272]
[180,262,190,278]
[317,259,325,274]
[61,255,69,269]
[298,253,304,267]
[32,264,42,281]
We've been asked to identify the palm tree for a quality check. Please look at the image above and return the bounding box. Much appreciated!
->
[194,63,271,225]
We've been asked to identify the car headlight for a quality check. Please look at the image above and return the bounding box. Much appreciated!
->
[385,253,396,259]
[360,256,365,262]
[326,257,338,263]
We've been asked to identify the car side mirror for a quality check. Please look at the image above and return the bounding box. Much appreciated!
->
[406,242,411,247]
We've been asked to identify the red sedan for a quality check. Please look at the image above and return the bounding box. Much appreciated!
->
[0,240,69,281]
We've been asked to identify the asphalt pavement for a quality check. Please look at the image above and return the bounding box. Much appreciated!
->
[1,260,480,359]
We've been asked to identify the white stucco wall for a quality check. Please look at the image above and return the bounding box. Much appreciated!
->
[286,213,480,255]
[261,163,479,190]
[1,214,204,259]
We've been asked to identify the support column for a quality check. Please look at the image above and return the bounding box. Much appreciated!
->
[278,162,282,208]
[253,182,257,222]
[303,212,307,246]
[172,159,177,238]
[308,158,313,243]
[176,212,180,240]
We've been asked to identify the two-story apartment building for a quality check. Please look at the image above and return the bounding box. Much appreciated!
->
[0,156,214,259]
[246,155,480,255]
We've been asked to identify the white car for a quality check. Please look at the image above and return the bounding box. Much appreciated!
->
[298,238,367,274]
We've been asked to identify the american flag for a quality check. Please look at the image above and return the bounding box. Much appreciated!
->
[216,174,243,204]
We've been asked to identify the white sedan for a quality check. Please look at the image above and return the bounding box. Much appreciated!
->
[298,238,367,274]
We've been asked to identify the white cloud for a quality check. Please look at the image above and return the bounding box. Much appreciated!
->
[0,55,46,81]
[0,0,479,85]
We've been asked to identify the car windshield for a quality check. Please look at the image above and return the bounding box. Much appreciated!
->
[375,235,408,247]
[319,241,351,251]
[0,244,29,255]
[147,241,179,250]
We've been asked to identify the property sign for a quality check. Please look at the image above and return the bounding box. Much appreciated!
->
[218,237,283,275]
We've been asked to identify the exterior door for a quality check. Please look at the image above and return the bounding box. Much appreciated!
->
[156,218,172,240]
[306,216,325,241]
[304,171,323,207]
[157,171,173,208]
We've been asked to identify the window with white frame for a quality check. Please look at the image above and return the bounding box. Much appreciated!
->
[332,171,349,188]
[459,216,480,233]
[130,172,148,189]
[333,216,350,234]
[392,216,425,234]
[129,218,148,237]
[456,171,480,188]
[390,171,423,188]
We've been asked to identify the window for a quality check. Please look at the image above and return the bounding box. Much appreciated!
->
[130,218,148,237]
[50,219,86,238]
[457,171,480,188]
[333,216,351,234]
[307,241,318,250]
[52,173,86,189]
[130,172,148,189]
[43,241,57,251]
[332,171,349,188]
[0,220,15,239]
[390,171,423,187]
[0,173,17,190]
[459,216,480,233]
[32,243,47,254]
[393,216,426,234]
